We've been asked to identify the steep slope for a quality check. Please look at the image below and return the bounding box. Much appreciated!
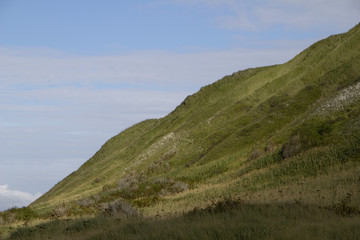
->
[31,23,360,216]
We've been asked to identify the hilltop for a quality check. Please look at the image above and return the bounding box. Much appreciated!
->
[1,23,360,239]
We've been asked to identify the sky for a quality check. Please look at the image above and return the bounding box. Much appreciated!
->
[0,0,359,211]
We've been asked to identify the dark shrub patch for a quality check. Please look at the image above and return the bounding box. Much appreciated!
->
[281,119,333,159]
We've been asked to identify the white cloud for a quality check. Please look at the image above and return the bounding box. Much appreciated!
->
[172,0,360,32]
[0,185,42,211]
[0,47,300,89]
[254,0,360,31]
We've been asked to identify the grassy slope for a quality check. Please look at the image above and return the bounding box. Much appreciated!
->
[29,23,360,218]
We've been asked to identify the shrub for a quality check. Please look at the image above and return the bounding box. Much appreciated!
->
[52,205,67,218]
[118,177,139,191]
[14,207,38,221]
[171,181,189,193]
[102,199,140,218]
[0,207,38,224]
[281,119,333,159]
[146,158,171,175]
[281,134,302,159]
[77,198,95,207]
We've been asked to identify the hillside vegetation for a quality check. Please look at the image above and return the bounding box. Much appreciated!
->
[1,23,360,239]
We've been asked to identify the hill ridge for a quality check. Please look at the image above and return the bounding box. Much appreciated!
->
[31,23,360,218]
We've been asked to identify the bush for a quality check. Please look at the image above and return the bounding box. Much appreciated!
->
[102,199,140,218]
[14,207,38,221]
[281,134,302,159]
[77,198,95,207]
[0,207,38,223]
[118,177,139,191]
[52,206,67,218]
[281,119,333,159]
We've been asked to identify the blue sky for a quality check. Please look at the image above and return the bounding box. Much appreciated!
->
[0,0,359,211]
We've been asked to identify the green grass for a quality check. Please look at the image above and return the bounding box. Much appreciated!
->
[5,201,360,240]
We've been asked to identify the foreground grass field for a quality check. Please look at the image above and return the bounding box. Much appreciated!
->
[4,200,360,240]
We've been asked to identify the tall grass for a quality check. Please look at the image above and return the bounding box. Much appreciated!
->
[6,200,360,240]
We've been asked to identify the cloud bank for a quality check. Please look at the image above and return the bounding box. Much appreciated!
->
[0,185,42,211]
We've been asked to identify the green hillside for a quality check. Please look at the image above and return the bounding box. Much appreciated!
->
[29,23,360,218]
